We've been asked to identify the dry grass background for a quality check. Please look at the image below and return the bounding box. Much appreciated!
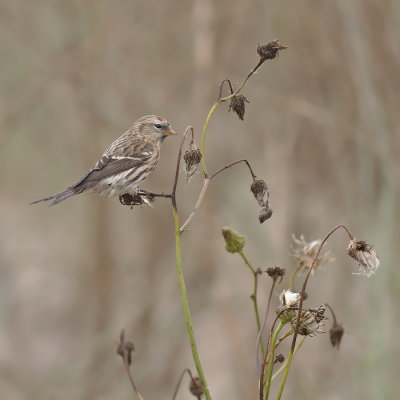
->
[1,1,399,399]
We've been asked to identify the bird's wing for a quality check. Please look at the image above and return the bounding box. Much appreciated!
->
[72,140,156,189]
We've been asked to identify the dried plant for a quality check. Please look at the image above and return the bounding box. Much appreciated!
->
[98,40,379,400]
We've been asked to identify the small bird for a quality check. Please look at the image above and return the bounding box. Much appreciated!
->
[31,115,176,206]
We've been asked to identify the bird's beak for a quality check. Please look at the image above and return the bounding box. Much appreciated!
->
[166,129,177,136]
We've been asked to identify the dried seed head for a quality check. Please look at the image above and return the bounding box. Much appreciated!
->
[259,206,273,223]
[228,94,249,120]
[347,239,380,277]
[329,322,345,349]
[250,177,272,222]
[222,226,245,253]
[274,354,285,364]
[291,234,334,274]
[257,40,288,61]
[266,266,285,282]
[293,306,327,336]
[279,290,300,308]
[117,332,135,366]
[277,290,300,323]
[251,178,267,207]
[183,143,202,183]
[189,377,204,399]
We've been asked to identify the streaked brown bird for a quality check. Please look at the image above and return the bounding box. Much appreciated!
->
[31,115,176,206]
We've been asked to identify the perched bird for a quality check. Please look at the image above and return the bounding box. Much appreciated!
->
[31,115,176,206]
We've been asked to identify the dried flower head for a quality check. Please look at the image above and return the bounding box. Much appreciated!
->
[329,322,345,349]
[257,40,288,61]
[274,354,285,364]
[228,94,249,120]
[259,206,273,223]
[266,266,285,282]
[189,377,204,399]
[278,290,300,323]
[249,177,272,222]
[117,330,135,366]
[347,239,379,277]
[291,234,334,273]
[279,290,300,308]
[293,305,327,336]
[183,143,202,183]
[251,178,267,207]
[222,227,245,253]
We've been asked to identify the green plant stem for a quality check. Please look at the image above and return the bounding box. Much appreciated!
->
[278,225,354,399]
[261,328,292,392]
[276,348,293,400]
[238,250,264,355]
[220,59,263,102]
[289,266,302,291]
[271,337,305,382]
[264,321,284,400]
[200,59,264,176]
[172,207,211,400]
[200,102,219,175]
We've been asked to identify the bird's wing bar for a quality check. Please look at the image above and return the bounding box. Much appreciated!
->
[72,156,146,189]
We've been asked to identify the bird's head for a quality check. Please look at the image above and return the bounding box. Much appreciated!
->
[134,115,176,141]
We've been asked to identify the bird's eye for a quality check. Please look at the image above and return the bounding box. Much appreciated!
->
[154,123,162,129]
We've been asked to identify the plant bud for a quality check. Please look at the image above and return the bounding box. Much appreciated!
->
[222,226,245,253]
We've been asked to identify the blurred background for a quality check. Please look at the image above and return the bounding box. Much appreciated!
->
[1,0,399,399]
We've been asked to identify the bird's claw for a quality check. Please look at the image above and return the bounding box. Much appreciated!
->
[119,192,156,208]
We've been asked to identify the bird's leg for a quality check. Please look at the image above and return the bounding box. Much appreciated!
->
[138,190,172,199]
[119,190,171,207]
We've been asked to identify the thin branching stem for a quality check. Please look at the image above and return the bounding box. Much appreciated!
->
[172,208,211,400]
[325,303,338,325]
[264,321,284,400]
[180,177,210,232]
[172,126,193,209]
[210,159,256,180]
[274,328,294,348]
[220,59,264,102]
[218,79,234,99]
[200,58,266,176]
[170,126,211,400]
[271,336,305,381]
[180,159,256,232]
[171,369,194,400]
[185,57,270,229]
[200,102,218,176]
[169,50,281,400]
[259,328,292,372]
[288,265,302,291]
[238,250,264,355]
[259,309,288,400]
[276,225,354,399]
[119,330,144,400]
[256,276,279,366]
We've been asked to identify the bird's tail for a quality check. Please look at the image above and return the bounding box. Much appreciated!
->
[30,186,85,206]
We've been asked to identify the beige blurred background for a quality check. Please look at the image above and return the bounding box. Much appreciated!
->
[1,1,399,399]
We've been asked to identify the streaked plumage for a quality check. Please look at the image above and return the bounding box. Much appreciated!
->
[31,115,176,206]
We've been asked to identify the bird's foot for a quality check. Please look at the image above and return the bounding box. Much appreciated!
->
[119,192,156,208]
